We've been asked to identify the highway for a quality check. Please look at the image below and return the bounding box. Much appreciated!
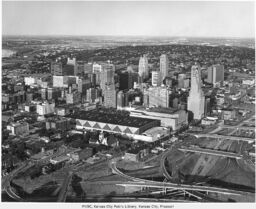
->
[2,162,35,201]
[160,148,228,202]
[178,147,243,159]
[193,133,254,142]
[57,171,73,202]
[109,159,254,197]
[222,125,255,131]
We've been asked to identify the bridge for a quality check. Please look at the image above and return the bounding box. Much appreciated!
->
[178,147,243,159]
[194,133,254,143]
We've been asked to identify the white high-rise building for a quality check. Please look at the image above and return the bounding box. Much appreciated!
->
[138,55,149,80]
[160,54,169,82]
[187,65,205,120]
[151,71,161,87]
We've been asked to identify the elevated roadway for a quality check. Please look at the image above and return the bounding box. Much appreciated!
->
[222,125,255,131]
[193,133,254,143]
[109,159,254,197]
[2,162,34,201]
[178,147,243,159]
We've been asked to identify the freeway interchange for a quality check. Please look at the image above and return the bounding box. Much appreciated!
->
[2,118,255,202]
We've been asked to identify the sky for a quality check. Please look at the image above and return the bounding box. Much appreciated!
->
[2,1,255,38]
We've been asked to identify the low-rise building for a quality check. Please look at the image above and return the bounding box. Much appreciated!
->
[222,108,237,120]
[36,101,55,115]
[201,117,218,126]
[45,117,71,131]
[127,107,188,131]
[124,148,149,162]
[7,122,29,136]
[68,110,160,142]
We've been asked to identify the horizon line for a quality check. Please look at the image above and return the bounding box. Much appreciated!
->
[2,34,255,39]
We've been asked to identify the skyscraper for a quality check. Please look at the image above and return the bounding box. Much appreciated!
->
[207,64,224,85]
[117,91,125,109]
[151,71,161,87]
[104,84,117,108]
[138,55,149,81]
[92,63,102,85]
[160,54,169,82]
[100,63,115,92]
[145,86,170,108]
[77,78,91,94]
[119,71,133,90]
[86,88,99,103]
[187,65,205,120]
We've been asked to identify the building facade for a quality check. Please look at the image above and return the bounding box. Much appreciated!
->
[152,71,161,87]
[138,55,149,80]
[160,54,169,82]
[187,65,205,120]
[7,122,29,136]
[207,64,224,85]
[145,86,170,108]
[104,85,117,108]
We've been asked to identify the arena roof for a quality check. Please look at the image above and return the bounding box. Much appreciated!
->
[68,110,159,128]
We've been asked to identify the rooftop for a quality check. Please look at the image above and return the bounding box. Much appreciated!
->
[133,106,182,115]
[68,110,159,128]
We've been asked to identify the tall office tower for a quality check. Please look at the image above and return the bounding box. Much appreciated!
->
[187,65,205,120]
[117,91,125,109]
[178,74,186,88]
[86,88,99,103]
[51,62,63,76]
[146,86,170,108]
[119,72,133,90]
[138,55,149,81]
[100,63,115,93]
[92,63,102,85]
[88,73,96,87]
[151,71,161,87]
[207,64,224,85]
[77,78,91,94]
[160,54,169,82]
[104,84,117,108]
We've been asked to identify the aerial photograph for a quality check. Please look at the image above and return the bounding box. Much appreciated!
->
[1,0,255,204]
